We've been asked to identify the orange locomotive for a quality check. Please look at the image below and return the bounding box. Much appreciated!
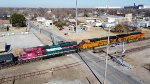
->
[79,32,145,50]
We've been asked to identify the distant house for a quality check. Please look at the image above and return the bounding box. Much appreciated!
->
[68,19,76,23]
[102,22,117,28]
[94,22,102,27]
[86,18,97,23]
[36,17,46,22]
[0,20,12,28]
[0,14,11,20]
[43,20,53,27]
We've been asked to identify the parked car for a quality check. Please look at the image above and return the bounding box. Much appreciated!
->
[59,27,64,30]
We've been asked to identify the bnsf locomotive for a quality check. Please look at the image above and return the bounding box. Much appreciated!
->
[0,32,145,65]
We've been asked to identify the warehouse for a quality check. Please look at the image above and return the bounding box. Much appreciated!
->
[100,15,130,23]
[128,21,150,28]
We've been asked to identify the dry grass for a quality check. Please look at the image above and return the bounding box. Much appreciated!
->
[124,57,136,65]
[10,27,27,32]
[0,27,27,32]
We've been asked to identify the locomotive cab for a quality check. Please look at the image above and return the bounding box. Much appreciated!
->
[19,48,43,60]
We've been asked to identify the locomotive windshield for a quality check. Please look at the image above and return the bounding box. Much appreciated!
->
[22,54,26,58]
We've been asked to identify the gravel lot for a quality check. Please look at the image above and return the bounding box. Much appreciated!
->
[123,48,150,84]
[105,39,150,84]
[0,32,43,49]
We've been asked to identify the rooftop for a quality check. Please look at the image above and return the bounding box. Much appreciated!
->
[0,20,10,24]
[100,14,124,19]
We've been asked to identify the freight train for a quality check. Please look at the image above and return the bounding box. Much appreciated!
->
[0,32,145,65]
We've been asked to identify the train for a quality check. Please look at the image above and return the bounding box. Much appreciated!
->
[0,32,145,65]
[79,32,144,50]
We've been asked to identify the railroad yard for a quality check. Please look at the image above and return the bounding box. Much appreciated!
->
[0,20,150,84]
[0,27,101,84]
[0,54,99,84]
[0,35,97,84]
[1,0,150,83]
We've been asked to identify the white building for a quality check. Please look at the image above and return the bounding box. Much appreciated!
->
[94,22,102,27]
[100,15,130,23]
[68,19,76,23]
[141,21,150,27]
[36,17,46,22]
[128,21,150,28]
[43,20,53,27]
[102,22,117,28]
[86,18,96,23]
[137,21,150,28]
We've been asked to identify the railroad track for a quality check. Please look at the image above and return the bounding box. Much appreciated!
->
[0,57,41,70]
[0,61,82,84]
[125,45,150,53]
[1,35,150,70]
[0,53,68,70]
[1,37,150,70]
[0,52,108,84]
[77,52,103,84]
[0,50,107,70]
[93,37,150,53]
[95,44,150,57]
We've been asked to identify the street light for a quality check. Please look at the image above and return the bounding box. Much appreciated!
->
[104,26,110,84]
[103,1,110,83]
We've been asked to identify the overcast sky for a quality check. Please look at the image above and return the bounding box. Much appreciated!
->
[0,0,149,8]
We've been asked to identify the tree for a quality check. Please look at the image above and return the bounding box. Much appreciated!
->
[53,21,66,27]
[11,13,26,27]
[84,13,89,17]
[145,11,150,17]
[112,24,138,33]
[113,24,125,33]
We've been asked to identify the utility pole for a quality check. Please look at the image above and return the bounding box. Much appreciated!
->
[104,26,110,84]
[75,0,78,32]
[104,1,110,83]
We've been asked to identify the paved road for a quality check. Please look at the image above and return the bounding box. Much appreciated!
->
[27,20,141,84]
[78,51,141,84]
[27,20,67,44]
